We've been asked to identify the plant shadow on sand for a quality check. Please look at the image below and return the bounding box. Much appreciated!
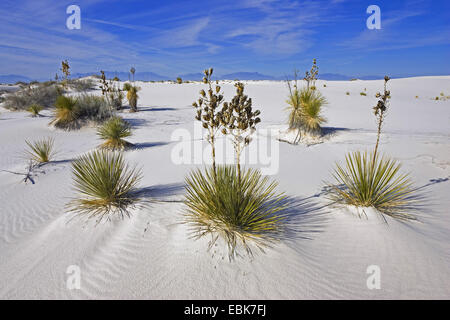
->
[133,141,171,150]
[136,182,329,239]
[122,118,148,128]
[138,106,177,112]
[137,182,185,200]
[279,127,350,146]
[274,196,329,244]
[320,126,350,137]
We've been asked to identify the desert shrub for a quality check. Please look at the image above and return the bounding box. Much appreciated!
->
[75,94,111,122]
[360,92,367,96]
[67,150,142,221]
[328,151,416,220]
[108,90,124,110]
[97,117,133,150]
[176,77,182,84]
[3,82,60,110]
[25,137,55,164]
[99,71,124,110]
[67,79,96,92]
[50,94,111,129]
[27,104,43,117]
[184,165,287,258]
[346,91,350,95]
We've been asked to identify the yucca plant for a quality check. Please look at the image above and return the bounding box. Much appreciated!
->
[25,137,55,164]
[286,87,327,137]
[286,86,302,129]
[97,117,133,150]
[50,95,78,129]
[68,150,142,221]
[303,58,319,90]
[123,83,140,112]
[329,151,416,220]
[184,165,287,259]
[297,88,327,133]
[191,68,225,176]
[27,104,43,117]
[221,82,261,182]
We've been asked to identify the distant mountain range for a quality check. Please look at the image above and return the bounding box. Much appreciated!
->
[0,74,36,84]
[0,71,444,84]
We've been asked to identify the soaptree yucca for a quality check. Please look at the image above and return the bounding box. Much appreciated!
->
[123,83,140,112]
[27,104,43,117]
[191,68,225,175]
[97,117,133,150]
[68,150,142,221]
[286,87,327,135]
[50,95,78,129]
[327,76,418,221]
[25,137,55,164]
[329,151,416,220]
[184,165,287,258]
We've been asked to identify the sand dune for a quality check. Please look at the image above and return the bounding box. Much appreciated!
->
[0,77,449,299]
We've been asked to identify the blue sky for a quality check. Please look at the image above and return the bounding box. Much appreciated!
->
[0,0,449,78]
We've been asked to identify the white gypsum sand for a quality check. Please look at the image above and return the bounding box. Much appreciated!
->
[0,76,449,299]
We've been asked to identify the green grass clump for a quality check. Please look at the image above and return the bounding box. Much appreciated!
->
[184,165,287,258]
[68,150,142,221]
[328,150,416,220]
[27,104,43,117]
[25,137,55,164]
[346,91,350,95]
[360,92,367,96]
[97,117,133,150]
[287,87,327,134]
[67,79,95,92]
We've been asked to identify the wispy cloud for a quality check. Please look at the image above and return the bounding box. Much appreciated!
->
[0,0,448,78]
[338,2,450,51]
